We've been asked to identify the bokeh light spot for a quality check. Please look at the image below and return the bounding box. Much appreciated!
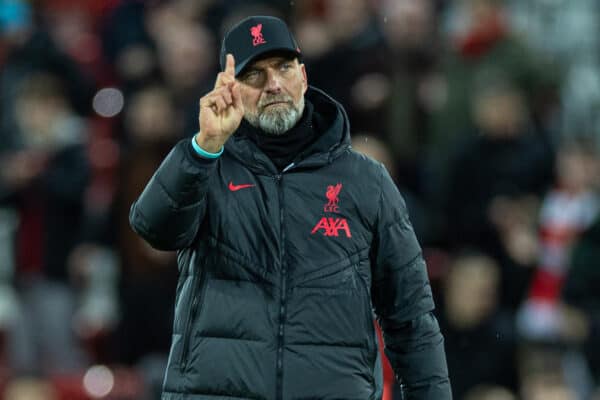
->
[93,88,124,118]
[83,365,114,398]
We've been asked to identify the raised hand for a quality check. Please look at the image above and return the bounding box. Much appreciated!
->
[195,54,244,153]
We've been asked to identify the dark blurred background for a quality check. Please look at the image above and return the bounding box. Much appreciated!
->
[0,0,599,399]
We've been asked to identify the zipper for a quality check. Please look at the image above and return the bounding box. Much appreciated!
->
[179,253,207,369]
[282,162,295,173]
[275,173,287,400]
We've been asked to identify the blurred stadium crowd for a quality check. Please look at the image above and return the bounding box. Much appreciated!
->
[1,0,600,399]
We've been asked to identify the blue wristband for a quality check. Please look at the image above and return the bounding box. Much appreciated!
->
[191,136,224,159]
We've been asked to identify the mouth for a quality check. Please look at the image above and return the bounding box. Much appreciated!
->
[263,101,289,108]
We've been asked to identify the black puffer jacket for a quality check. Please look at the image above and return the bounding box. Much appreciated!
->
[130,87,451,400]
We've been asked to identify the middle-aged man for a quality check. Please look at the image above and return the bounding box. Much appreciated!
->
[130,15,451,400]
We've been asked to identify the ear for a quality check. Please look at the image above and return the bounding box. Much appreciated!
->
[300,63,308,94]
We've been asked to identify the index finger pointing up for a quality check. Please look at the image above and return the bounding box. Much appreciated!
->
[215,54,236,88]
[225,54,236,78]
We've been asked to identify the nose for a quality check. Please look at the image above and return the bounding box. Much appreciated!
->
[264,69,282,94]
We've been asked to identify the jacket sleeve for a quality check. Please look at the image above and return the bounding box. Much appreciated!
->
[370,167,452,400]
[129,139,217,251]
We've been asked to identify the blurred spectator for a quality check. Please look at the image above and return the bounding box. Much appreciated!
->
[429,0,557,172]
[295,0,387,135]
[0,1,94,141]
[507,0,600,144]
[518,140,599,342]
[100,0,159,90]
[438,252,518,398]
[507,0,599,63]
[146,2,216,94]
[560,56,600,148]
[3,73,89,280]
[42,4,106,82]
[0,72,90,373]
[113,85,180,366]
[442,77,553,308]
[377,0,443,191]
[146,2,218,135]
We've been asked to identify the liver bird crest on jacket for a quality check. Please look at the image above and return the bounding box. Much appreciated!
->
[324,183,342,213]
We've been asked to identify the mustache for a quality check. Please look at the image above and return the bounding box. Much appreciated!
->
[258,95,293,110]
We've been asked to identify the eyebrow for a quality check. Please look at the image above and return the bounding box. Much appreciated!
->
[249,57,295,70]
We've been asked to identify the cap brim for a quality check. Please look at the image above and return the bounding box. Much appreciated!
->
[235,48,302,77]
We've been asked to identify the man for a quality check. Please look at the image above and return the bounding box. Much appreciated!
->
[130,15,451,400]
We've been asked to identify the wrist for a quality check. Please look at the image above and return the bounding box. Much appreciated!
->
[192,134,224,158]
[194,133,224,154]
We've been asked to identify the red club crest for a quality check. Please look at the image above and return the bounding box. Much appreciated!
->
[250,24,266,46]
[324,183,342,213]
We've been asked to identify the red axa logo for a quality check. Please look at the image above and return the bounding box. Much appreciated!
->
[324,183,342,213]
[250,24,266,46]
[311,217,352,238]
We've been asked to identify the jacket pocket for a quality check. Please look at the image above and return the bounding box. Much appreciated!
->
[179,254,208,369]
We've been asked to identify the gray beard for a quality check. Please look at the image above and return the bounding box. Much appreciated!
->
[245,96,305,136]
